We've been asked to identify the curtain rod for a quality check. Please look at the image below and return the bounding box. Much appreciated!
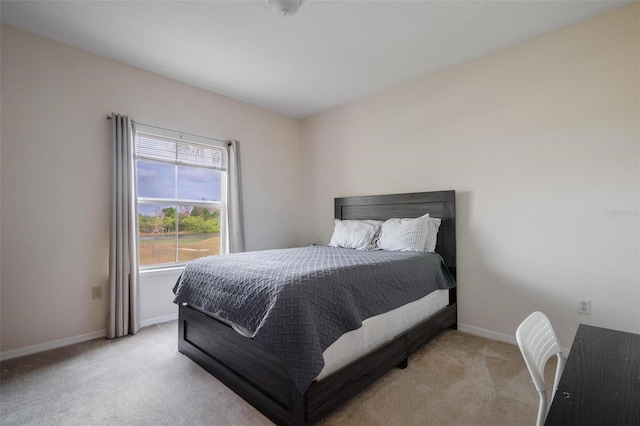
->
[107,114,231,145]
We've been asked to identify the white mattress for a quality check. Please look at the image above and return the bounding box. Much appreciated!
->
[198,289,450,382]
[317,289,449,380]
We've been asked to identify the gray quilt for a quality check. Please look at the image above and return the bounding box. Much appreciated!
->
[172,246,455,393]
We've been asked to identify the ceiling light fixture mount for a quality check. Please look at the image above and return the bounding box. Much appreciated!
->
[266,0,302,17]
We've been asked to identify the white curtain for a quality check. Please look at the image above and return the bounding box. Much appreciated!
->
[226,140,245,253]
[108,114,140,338]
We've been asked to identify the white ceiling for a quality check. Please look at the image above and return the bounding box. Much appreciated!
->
[1,0,631,119]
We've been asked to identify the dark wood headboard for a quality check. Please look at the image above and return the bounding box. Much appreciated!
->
[334,190,456,277]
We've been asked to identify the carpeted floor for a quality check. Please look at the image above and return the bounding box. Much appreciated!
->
[0,321,550,425]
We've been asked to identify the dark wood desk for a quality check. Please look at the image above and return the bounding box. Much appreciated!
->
[545,324,640,425]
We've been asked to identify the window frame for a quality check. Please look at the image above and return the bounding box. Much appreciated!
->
[134,127,228,271]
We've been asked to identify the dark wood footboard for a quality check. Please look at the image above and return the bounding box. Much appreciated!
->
[178,300,457,425]
[179,305,306,425]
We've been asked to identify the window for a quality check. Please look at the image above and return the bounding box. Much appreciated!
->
[135,128,227,268]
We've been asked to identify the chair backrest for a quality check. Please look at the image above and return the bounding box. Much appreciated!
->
[516,311,565,426]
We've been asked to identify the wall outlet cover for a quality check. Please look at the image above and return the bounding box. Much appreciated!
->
[92,286,102,300]
[578,300,591,315]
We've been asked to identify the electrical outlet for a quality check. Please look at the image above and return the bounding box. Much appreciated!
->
[578,300,591,315]
[92,286,102,300]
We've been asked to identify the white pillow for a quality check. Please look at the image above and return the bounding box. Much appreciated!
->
[424,217,441,253]
[378,214,431,252]
[328,219,382,250]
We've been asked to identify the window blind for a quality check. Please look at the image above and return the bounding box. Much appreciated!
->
[135,132,226,170]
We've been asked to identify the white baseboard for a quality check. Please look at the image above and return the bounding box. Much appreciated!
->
[0,329,106,361]
[140,313,178,328]
[458,323,570,356]
[1,317,563,362]
[457,323,518,345]
[1,313,177,362]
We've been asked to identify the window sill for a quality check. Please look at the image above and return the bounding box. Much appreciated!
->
[139,265,185,277]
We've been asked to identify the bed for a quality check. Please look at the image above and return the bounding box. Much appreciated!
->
[175,190,457,425]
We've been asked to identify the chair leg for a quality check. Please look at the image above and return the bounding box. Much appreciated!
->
[551,353,565,401]
[536,391,547,426]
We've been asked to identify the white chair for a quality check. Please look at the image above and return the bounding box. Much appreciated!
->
[516,311,566,426]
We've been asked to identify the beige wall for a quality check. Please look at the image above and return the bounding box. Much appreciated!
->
[1,4,639,356]
[0,26,302,352]
[300,4,640,348]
